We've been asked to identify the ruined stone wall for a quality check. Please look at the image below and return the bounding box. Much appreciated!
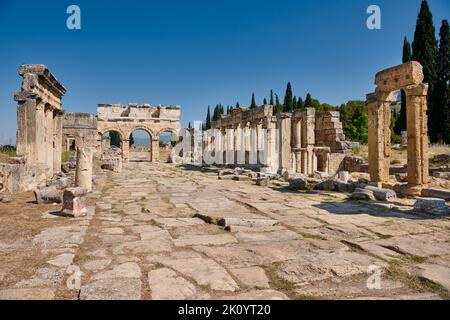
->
[62,112,98,152]
[97,103,181,162]
[315,111,351,154]
[11,64,67,192]
[0,162,47,194]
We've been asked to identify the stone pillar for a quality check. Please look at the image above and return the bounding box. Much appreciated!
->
[235,124,244,165]
[301,108,316,175]
[404,83,429,193]
[293,118,302,149]
[256,121,263,165]
[122,139,130,161]
[261,121,278,173]
[226,128,235,165]
[278,114,292,173]
[44,105,54,177]
[53,110,63,174]
[151,137,160,162]
[249,123,258,165]
[75,147,93,192]
[367,91,393,184]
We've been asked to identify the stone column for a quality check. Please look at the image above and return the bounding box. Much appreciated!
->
[44,105,54,177]
[53,110,63,174]
[235,124,245,165]
[404,83,429,193]
[278,114,292,173]
[301,108,316,175]
[293,118,302,149]
[151,137,160,162]
[122,139,130,161]
[249,122,258,165]
[261,121,278,173]
[226,127,235,165]
[75,147,93,192]
[244,124,251,165]
[256,121,263,165]
[367,91,393,184]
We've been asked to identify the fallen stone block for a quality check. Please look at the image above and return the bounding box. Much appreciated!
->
[395,173,408,183]
[336,181,355,193]
[315,179,336,191]
[288,178,307,190]
[338,171,349,183]
[62,187,88,217]
[218,175,235,180]
[34,187,62,204]
[232,175,252,182]
[218,217,278,228]
[350,188,376,201]
[50,176,70,190]
[256,178,269,187]
[413,197,450,216]
[218,169,234,177]
[421,188,450,201]
[364,186,396,202]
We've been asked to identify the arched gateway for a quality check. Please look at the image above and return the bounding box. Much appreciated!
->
[97,103,181,162]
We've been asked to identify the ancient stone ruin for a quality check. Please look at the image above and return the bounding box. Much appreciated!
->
[367,61,429,195]
[62,112,99,152]
[97,103,181,162]
[200,105,351,176]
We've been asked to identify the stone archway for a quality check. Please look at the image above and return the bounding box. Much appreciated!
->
[96,103,181,162]
[128,127,154,162]
[367,61,429,195]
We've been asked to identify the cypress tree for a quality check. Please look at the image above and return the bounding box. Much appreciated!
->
[274,94,282,114]
[394,37,412,134]
[263,98,268,105]
[292,96,297,111]
[297,97,304,109]
[236,102,241,109]
[304,93,313,108]
[188,122,192,129]
[412,0,438,141]
[205,106,211,130]
[269,90,274,105]
[250,93,257,109]
[436,20,450,143]
[283,82,293,112]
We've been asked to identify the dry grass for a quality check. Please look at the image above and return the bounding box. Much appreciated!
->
[353,143,450,166]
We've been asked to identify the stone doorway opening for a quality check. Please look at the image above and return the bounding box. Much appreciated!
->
[129,129,152,162]
[101,130,123,156]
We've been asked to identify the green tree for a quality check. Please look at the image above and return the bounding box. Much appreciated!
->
[188,122,192,129]
[297,97,304,109]
[283,82,293,111]
[394,37,412,135]
[250,93,257,109]
[436,20,450,143]
[263,98,268,105]
[269,90,274,105]
[339,100,369,143]
[274,94,282,114]
[412,0,438,141]
[292,96,297,111]
[205,106,211,130]
[109,131,121,148]
[236,102,241,109]
[304,93,313,108]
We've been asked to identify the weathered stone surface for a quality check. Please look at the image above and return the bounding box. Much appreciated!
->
[91,262,141,280]
[83,259,112,271]
[157,256,239,291]
[413,197,450,216]
[34,187,61,204]
[75,148,93,192]
[414,263,450,292]
[62,187,87,217]
[230,266,270,289]
[421,188,450,201]
[218,217,278,228]
[0,288,55,300]
[350,188,376,201]
[220,290,289,300]
[173,234,237,247]
[365,186,396,202]
[148,268,208,300]
[80,278,142,300]
[47,253,74,267]
[288,178,307,190]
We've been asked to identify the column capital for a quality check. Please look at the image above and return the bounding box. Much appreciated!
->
[404,83,429,97]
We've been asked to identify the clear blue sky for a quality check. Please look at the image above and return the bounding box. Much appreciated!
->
[0,0,448,144]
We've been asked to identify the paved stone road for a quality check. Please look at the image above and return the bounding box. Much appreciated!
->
[2,162,450,300]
